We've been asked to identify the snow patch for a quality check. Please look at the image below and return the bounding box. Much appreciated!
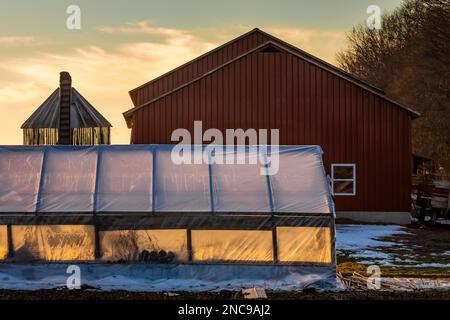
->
[0,263,336,292]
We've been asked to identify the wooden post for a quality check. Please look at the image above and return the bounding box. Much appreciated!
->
[186,228,193,262]
[272,222,279,264]
[7,224,14,258]
[94,223,101,260]
[330,218,336,265]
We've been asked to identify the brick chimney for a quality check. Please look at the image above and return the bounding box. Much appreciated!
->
[58,71,72,144]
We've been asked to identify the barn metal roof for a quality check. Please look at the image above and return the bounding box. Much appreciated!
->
[21,88,112,129]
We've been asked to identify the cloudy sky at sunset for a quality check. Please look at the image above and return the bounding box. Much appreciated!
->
[0,0,401,144]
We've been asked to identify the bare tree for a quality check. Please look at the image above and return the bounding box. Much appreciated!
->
[338,0,450,178]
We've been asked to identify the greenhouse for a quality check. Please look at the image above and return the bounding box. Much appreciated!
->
[0,144,335,289]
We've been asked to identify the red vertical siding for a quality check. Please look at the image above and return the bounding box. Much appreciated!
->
[130,49,412,213]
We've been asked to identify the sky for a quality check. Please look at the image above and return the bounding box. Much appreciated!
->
[0,0,402,145]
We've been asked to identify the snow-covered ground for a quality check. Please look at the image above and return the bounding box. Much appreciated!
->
[337,225,407,252]
[336,224,407,265]
[0,264,335,292]
[336,224,450,268]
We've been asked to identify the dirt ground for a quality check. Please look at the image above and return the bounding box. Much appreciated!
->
[0,287,449,300]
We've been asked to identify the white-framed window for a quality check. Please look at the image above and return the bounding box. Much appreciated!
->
[331,164,356,196]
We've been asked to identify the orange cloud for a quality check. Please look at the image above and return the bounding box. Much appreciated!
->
[0,23,344,145]
[0,36,46,47]
[99,21,189,38]
[0,26,217,145]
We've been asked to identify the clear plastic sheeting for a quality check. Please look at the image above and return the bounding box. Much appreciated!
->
[155,148,210,212]
[96,146,153,212]
[11,225,95,261]
[1,223,334,265]
[212,151,271,212]
[0,147,43,212]
[0,225,7,260]
[100,229,188,262]
[277,227,332,263]
[39,148,97,212]
[192,230,273,262]
[0,145,334,214]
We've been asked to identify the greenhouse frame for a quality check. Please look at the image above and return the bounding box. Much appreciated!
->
[0,144,335,288]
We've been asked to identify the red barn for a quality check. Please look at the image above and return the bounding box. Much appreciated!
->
[123,28,419,224]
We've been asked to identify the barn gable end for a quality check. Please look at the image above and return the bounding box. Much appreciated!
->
[126,28,412,127]
[124,29,419,220]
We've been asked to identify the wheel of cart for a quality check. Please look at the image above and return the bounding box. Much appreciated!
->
[430,209,438,225]
[416,197,431,223]
[418,206,425,222]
